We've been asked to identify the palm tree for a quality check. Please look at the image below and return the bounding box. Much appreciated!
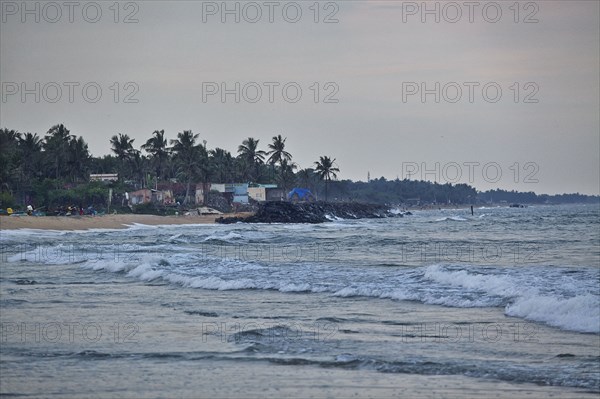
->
[267,134,292,166]
[89,154,119,175]
[19,132,42,155]
[276,159,297,194]
[296,168,318,193]
[18,132,42,182]
[141,129,169,182]
[237,137,266,182]
[210,148,234,183]
[110,133,136,180]
[266,134,292,183]
[0,128,20,148]
[0,129,22,192]
[314,156,340,202]
[44,124,73,182]
[128,149,147,188]
[170,130,204,204]
[66,136,91,182]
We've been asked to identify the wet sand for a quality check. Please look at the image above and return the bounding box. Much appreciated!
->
[0,213,253,231]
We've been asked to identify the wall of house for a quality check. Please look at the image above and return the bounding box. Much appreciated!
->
[248,187,266,201]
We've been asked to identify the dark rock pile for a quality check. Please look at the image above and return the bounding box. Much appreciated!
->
[216,201,402,224]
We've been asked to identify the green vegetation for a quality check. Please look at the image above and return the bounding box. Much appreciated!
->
[1,124,597,210]
[314,156,340,202]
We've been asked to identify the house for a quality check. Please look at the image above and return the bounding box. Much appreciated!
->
[154,189,174,205]
[90,173,118,182]
[127,189,174,206]
[128,189,151,205]
[248,185,285,202]
[195,183,211,205]
[210,183,249,204]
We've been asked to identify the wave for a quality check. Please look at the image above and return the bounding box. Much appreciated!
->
[424,265,600,334]
[423,265,524,298]
[10,234,596,335]
[174,264,600,333]
[75,254,600,334]
[203,231,243,243]
[435,216,468,222]
[506,294,599,333]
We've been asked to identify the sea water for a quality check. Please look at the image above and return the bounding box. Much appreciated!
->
[1,204,599,398]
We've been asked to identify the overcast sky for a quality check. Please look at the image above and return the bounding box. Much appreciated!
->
[1,1,599,195]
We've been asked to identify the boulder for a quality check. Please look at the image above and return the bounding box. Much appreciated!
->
[216,201,401,224]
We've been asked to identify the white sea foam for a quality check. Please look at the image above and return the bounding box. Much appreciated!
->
[80,258,131,273]
[203,231,243,242]
[424,265,600,333]
[333,286,383,298]
[424,265,526,298]
[435,216,468,222]
[0,228,68,239]
[506,294,600,334]
[127,263,164,281]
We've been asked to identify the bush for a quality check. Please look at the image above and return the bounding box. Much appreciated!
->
[0,192,15,209]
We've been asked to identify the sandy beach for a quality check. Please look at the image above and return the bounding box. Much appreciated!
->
[0,213,253,231]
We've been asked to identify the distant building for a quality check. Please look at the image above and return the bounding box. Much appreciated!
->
[210,183,249,204]
[195,183,211,205]
[90,173,118,182]
[248,185,285,202]
[128,189,151,205]
[127,189,174,206]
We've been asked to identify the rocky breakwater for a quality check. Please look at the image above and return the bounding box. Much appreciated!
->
[216,201,402,224]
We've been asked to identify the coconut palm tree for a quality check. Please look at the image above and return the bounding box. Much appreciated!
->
[170,130,205,205]
[237,137,266,182]
[0,128,20,148]
[267,135,292,166]
[44,124,73,182]
[128,149,147,188]
[210,148,234,183]
[276,159,297,194]
[141,129,169,182]
[110,133,136,180]
[266,134,292,182]
[66,136,91,182]
[18,132,42,182]
[0,129,21,192]
[296,168,318,193]
[314,156,340,202]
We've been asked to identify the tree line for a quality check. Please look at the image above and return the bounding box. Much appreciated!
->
[1,124,597,209]
[0,124,339,207]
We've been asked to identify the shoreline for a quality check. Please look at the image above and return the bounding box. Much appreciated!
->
[0,213,253,231]
[0,203,538,231]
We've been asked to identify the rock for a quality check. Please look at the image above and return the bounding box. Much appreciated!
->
[215,201,401,224]
[215,216,246,224]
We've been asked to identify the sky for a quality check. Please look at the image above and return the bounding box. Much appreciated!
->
[1,0,599,195]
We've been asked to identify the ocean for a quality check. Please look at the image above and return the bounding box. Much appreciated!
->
[1,204,599,398]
